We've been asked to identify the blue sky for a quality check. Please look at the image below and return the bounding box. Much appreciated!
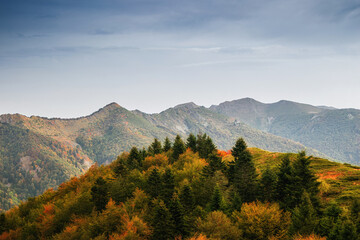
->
[1,0,360,117]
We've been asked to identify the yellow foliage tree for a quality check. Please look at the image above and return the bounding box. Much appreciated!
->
[232,201,291,240]
[197,211,241,240]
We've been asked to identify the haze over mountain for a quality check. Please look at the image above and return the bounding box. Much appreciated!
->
[0,101,321,210]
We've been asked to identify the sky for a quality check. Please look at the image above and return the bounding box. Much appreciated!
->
[1,0,360,118]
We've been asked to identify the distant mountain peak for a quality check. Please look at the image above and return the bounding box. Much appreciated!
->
[210,97,263,110]
[274,99,296,104]
[239,97,259,102]
[173,102,199,109]
[88,102,124,118]
[103,102,121,109]
[317,105,337,110]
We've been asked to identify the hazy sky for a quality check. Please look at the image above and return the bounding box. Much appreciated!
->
[1,0,360,117]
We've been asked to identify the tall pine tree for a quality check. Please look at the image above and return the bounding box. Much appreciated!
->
[163,137,172,152]
[127,147,141,170]
[186,134,197,152]
[275,155,297,210]
[290,191,318,235]
[172,135,186,162]
[113,156,128,177]
[180,184,195,214]
[293,151,321,211]
[170,195,188,238]
[0,213,6,234]
[260,166,277,202]
[161,168,175,205]
[210,185,225,211]
[196,133,216,159]
[91,177,109,212]
[149,138,162,156]
[147,168,162,199]
[152,201,175,240]
[230,138,258,202]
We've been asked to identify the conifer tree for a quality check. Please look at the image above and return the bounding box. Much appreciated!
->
[186,133,197,152]
[329,219,358,240]
[180,184,195,214]
[171,135,186,162]
[202,151,225,178]
[325,202,342,219]
[351,199,360,235]
[293,151,321,210]
[163,137,172,152]
[139,147,148,161]
[329,220,343,240]
[152,201,175,240]
[210,185,224,211]
[91,177,109,212]
[275,155,297,210]
[291,191,318,235]
[0,213,6,234]
[161,168,175,204]
[170,195,188,238]
[339,220,358,240]
[147,168,162,198]
[260,166,277,202]
[230,192,242,212]
[230,138,258,202]
[127,147,141,169]
[196,133,216,159]
[113,157,128,177]
[318,203,342,236]
[149,138,162,156]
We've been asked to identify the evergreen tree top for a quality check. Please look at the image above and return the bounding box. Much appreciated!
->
[231,138,248,160]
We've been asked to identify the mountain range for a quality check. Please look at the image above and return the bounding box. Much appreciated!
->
[1,98,359,210]
[210,98,360,164]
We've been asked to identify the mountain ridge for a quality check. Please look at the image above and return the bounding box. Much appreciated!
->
[0,98,352,210]
[210,98,360,165]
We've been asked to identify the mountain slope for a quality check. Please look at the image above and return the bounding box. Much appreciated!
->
[209,98,323,131]
[0,102,323,210]
[210,98,360,164]
[145,103,322,155]
[0,123,92,211]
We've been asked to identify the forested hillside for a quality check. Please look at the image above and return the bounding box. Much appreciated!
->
[0,102,321,210]
[0,123,92,211]
[1,134,360,240]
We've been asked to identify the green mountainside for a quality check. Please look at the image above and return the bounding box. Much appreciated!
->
[0,102,321,210]
[1,136,360,240]
[210,98,360,165]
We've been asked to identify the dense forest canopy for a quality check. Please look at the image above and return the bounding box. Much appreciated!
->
[1,134,360,240]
